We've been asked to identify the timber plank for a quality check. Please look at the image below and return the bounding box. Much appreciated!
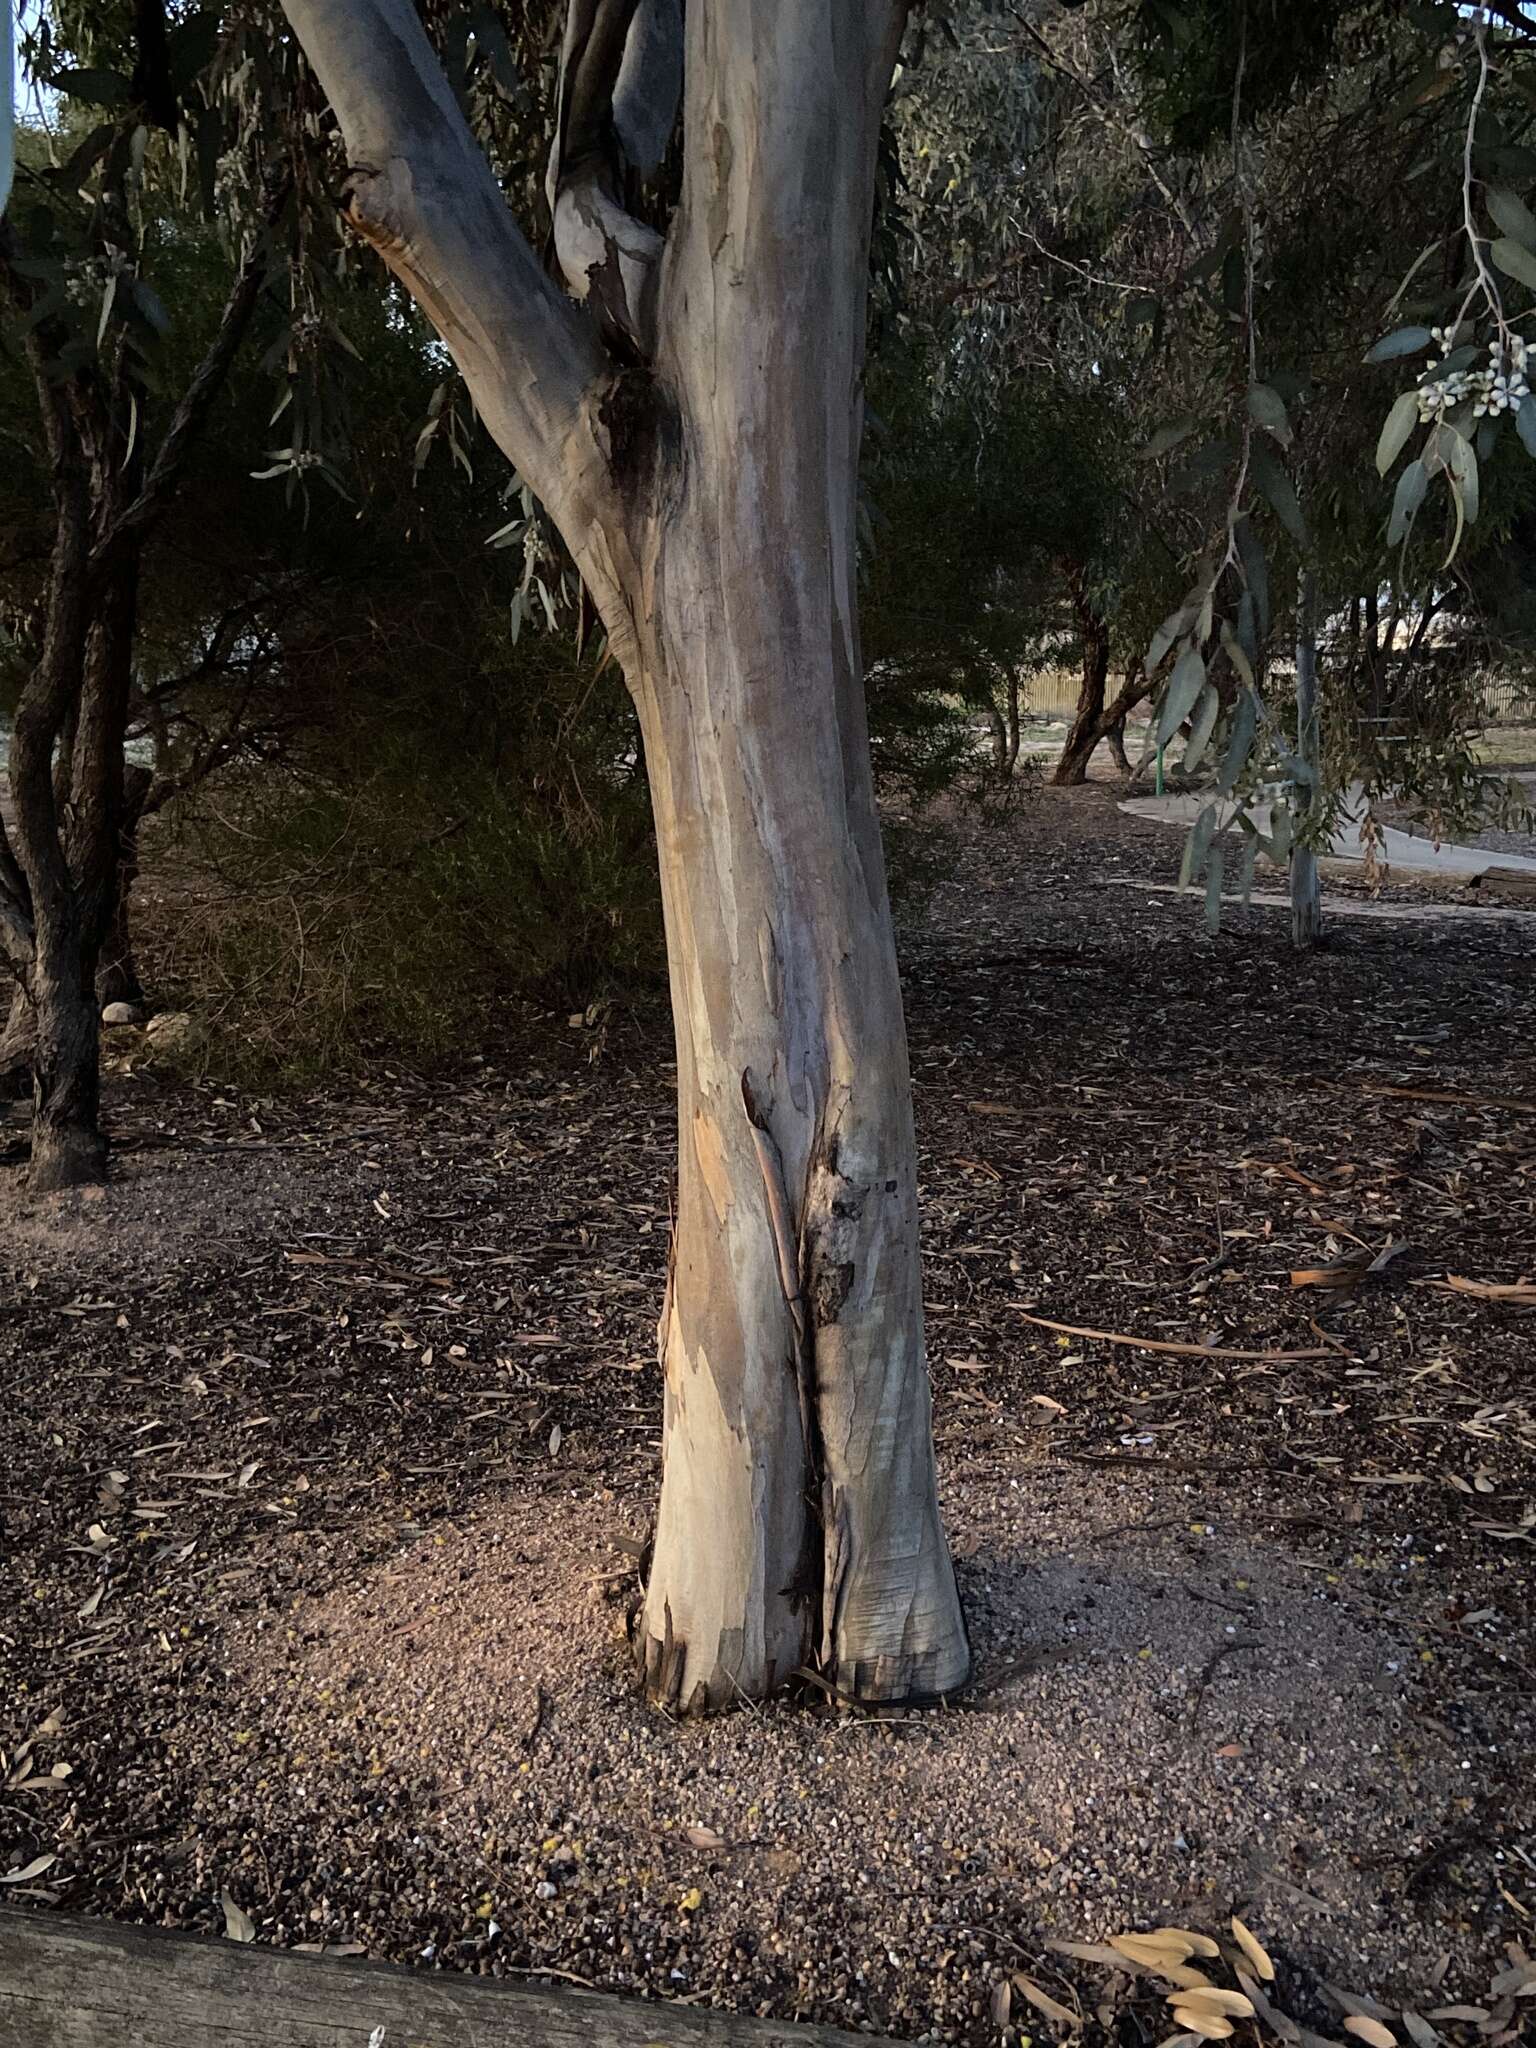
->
[0,1910,897,2048]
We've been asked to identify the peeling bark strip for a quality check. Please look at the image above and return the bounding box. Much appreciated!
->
[546,0,680,352]
[280,0,971,1710]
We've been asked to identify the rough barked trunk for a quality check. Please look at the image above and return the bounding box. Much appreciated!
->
[0,985,33,1101]
[1053,670,1108,785]
[1052,566,1112,787]
[1105,717,1131,778]
[29,943,105,1190]
[280,0,970,1710]
[1290,566,1322,951]
[988,675,1021,779]
[97,770,151,1010]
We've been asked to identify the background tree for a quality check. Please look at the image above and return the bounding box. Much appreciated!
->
[0,15,289,1185]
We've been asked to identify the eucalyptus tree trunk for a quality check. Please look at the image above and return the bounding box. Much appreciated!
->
[282,0,969,1708]
[1052,564,1113,787]
[1290,567,1322,950]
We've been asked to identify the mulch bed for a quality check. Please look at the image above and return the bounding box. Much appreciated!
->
[2,784,1533,2046]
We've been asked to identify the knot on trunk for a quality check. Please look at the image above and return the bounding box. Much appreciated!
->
[595,366,672,493]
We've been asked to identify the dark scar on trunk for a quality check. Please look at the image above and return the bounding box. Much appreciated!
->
[810,1257,855,1329]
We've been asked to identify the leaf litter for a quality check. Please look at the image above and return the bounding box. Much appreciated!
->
[1,785,1534,2044]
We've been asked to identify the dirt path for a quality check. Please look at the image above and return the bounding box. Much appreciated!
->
[2,783,1533,2046]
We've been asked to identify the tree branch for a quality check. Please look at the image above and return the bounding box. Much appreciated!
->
[278,0,617,536]
[547,0,680,353]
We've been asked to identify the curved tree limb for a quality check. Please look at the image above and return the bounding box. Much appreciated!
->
[278,0,618,543]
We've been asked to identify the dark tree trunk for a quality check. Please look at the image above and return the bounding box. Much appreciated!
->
[988,676,1022,779]
[1105,716,1131,778]
[16,534,139,1189]
[96,765,151,1009]
[1290,567,1322,951]
[0,986,33,1102]
[29,955,106,1189]
[1,162,279,1187]
[1052,564,1112,787]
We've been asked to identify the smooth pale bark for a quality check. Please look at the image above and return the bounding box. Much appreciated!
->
[281,0,969,1708]
[1290,567,1322,951]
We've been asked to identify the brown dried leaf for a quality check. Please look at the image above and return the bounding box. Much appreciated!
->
[1049,1939,1144,1971]
[1232,1915,1276,1982]
[1434,1275,1536,1305]
[1172,2006,1235,2041]
[1171,1988,1256,2018]
[1113,1933,1196,1968]
[220,1891,256,1942]
[1291,1257,1373,1291]
[1012,1974,1079,2029]
[1342,2020,1397,2048]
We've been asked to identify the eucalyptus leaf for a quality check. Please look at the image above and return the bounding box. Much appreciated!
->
[1449,427,1479,526]
[1375,389,1420,476]
[1180,801,1219,892]
[1216,687,1258,796]
[1491,235,1536,290]
[1139,415,1200,460]
[1238,835,1258,907]
[1517,399,1536,458]
[1220,619,1255,690]
[1387,457,1429,546]
[1234,518,1269,640]
[1427,343,1479,379]
[1250,441,1308,546]
[1147,604,1194,673]
[1157,645,1207,748]
[1182,683,1221,776]
[1365,324,1434,363]
[1489,186,1536,252]
[1247,383,1291,445]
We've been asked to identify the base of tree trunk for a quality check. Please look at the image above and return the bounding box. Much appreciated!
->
[1290,849,1322,950]
[29,1119,109,1192]
[1051,743,1094,787]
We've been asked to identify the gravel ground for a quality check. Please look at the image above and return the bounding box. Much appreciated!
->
[2,780,1534,2046]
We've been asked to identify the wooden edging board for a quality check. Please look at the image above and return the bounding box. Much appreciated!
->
[0,1909,901,2048]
